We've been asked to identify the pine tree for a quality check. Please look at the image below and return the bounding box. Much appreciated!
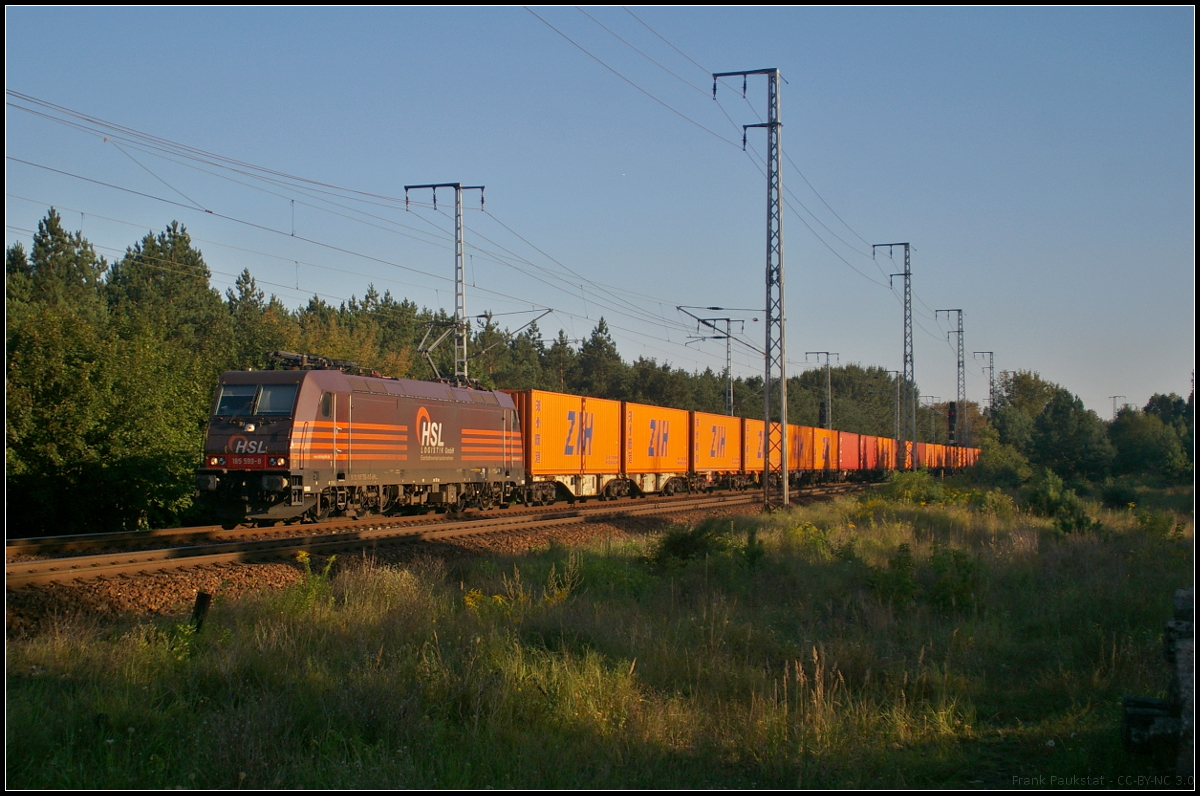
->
[106,221,231,360]
[577,318,625,398]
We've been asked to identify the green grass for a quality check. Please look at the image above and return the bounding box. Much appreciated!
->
[6,486,1193,788]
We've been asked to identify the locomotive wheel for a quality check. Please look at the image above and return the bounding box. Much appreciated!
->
[311,493,330,522]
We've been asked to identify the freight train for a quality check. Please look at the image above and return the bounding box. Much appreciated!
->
[194,358,979,525]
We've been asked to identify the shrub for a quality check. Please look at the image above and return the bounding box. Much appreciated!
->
[739,526,765,568]
[780,520,833,560]
[870,543,984,614]
[283,551,336,611]
[927,544,983,612]
[870,543,919,606]
[1024,469,1098,533]
[543,553,583,604]
[882,470,944,505]
[968,488,1016,517]
[648,520,735,571]
[970,425,1033,487]
[1099,479,1139,509]
[1133,509,1184,539]
[649,520,768,572]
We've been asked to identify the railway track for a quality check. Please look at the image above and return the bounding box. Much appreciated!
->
[6,491,756,558]
[6,483,865,589]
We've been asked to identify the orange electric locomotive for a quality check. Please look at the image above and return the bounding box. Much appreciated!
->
[195,364,524,525]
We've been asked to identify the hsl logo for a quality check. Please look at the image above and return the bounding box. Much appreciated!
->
[648,419,670,457]
[227,435,266,454]
[563,410,594,455]
[416,407,444,447]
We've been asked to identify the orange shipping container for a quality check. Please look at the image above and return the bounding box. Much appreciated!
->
[624,402,690,473]
[789,424,812,471]
[838,432,862,470]
[742,418,785,470]
[692,412,743,473]
[877,436,896,470]
[861,434,879,470]
[811,428,837,471]
[913,442,929,469]
[743,418,765,473]
[506,390,621,476]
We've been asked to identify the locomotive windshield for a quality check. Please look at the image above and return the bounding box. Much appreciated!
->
[214,384,299,417]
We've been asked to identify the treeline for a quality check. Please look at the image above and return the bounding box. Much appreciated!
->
[974,370,1194,488]
[5,210,1191,534]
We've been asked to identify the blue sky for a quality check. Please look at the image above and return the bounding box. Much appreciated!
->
[5,7,1194,415]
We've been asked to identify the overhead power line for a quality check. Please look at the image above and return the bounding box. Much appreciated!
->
[523,7,739,147]
[10,90,736,356]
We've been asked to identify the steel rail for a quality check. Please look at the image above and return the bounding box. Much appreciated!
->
[7,491,753,559]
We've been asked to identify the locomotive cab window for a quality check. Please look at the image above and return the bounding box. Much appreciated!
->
[215,385,256,416]
[214,384,299,417]
[257,384,299,415]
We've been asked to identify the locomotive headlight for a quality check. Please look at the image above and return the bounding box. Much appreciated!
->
[245,423,256,432]
[267,456,289,468]
[261,475,289,492]
[196,474,221,491]
[209,456,226,467]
